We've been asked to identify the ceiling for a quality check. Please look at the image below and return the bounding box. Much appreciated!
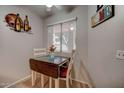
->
[23,5,76,18]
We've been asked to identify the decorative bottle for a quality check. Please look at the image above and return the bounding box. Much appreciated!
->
[15,14,21,32]
[24,15,29,31]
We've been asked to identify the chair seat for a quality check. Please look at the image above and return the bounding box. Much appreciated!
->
[60,66,68,78]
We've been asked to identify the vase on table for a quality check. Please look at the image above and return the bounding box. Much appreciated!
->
[48,52,54,60]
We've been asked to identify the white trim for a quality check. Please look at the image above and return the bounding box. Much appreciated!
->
[4,75,31,88]
[71,78,93,88]
[3,75,93,88]
[47,17,77,26]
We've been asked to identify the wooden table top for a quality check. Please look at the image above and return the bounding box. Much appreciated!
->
[31,55,69,66]
[29,55,70,78]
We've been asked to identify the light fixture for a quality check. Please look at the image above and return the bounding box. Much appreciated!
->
[46,5,53,12]
[46,5,53,8]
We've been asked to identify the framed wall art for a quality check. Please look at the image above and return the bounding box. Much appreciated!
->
[91,5,114,28]
[5,13,32,33]
[96,5,103,12]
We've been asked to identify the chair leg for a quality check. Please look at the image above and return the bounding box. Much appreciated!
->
[66,78,69,88]
[41,74,44,88]
[69,78,73,86]
[49,77,52,88]
[31,70,36,86]
[55,79,59,88]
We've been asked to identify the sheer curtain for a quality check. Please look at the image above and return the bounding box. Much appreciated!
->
[47,20,76,53]
[47,26,53,47]
[62,21,76,52]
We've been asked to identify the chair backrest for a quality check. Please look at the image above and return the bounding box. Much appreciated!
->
[33,48,48,57]
[66,49,76,79]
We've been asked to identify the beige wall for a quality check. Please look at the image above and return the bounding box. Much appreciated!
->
[0,5,43,87]
[88,5,124,87]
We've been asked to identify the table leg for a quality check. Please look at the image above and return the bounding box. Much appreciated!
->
[55,79,59,88]
[49,77,52,88]
[41,74,44,88]
[34,71,36,81]
[31,70,36,86]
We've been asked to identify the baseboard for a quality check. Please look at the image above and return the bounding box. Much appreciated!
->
[4,75,31,88]
[71,78,93,88]
[4,75,93,88]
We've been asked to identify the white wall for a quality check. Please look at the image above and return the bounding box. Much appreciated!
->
[88,5,124,87]
[43,6,92,84]
[0,5,43,87]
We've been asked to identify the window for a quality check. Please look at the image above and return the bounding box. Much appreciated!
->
[47,20,76,52]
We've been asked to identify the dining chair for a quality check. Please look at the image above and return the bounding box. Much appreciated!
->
[31,48,48,87]
[33,48,48,57]
[49,49,75,88]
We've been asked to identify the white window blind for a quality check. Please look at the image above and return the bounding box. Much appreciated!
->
[47,20,76,52]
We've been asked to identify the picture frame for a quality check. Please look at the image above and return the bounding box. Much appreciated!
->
[96,5,103,12]
[91,5,114,28]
